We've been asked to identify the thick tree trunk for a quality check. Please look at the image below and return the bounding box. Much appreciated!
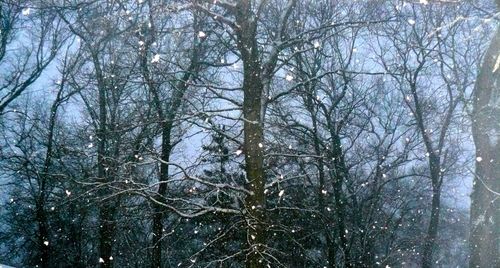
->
[235,4,266,266]
[242,59,266,268]
[470,21,500,268]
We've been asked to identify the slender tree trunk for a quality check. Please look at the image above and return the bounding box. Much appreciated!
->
[35,197,50,268]
[422,187,441,268]
[151,126,172,268]
[329,132,351,267]
[36,84,65,267]
[422,156,442,268]
[470,16,500,267]
[90,52,115,268]
[422,183,441,267]
[306,95,336,267]
[98,204,116,268]
[315,136,336,268]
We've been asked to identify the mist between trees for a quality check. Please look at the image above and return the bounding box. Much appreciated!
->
[0,0,499,267]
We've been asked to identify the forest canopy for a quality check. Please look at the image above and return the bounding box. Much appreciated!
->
[0,0,499,267]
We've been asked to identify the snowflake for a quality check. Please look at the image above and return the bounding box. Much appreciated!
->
[22,8,30,16]
[151,54,161,63]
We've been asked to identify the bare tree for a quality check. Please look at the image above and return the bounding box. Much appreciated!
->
[373,2,479,266]
[134,1,206,266]
[0,1,64,115]
[0,1,488,267]
[194,1,298,266]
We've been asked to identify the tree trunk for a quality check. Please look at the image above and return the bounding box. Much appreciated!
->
[35,89,62,268]
[422,184,441,268]
[35,198,50,268]
[91,52,115,268]
[470,19,500,268]
[306,95,336,267]
[241,57,266,268]
[329,132,351,267]
[422,156,442,268]
[151,126,172,268]
[235,4,266,266]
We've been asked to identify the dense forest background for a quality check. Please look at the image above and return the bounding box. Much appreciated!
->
[0,0,499,267]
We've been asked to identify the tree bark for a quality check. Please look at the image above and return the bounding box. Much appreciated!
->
[241,46,266,268]
[151,127,172,268]
[234,3,266,267]
[469,19,500,268]
[422,155,442,268]
[329,132,351,267]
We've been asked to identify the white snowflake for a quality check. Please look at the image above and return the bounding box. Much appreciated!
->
[151,54,161,63]
[278,190,285,197]
[22,8,30,16]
